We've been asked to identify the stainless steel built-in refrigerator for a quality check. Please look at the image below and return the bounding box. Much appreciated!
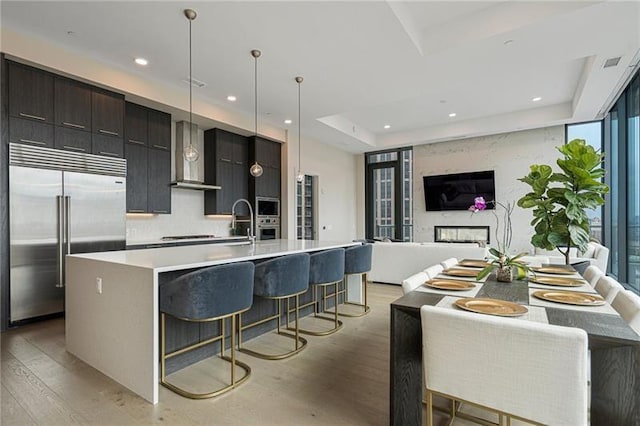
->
[9,143,127,323]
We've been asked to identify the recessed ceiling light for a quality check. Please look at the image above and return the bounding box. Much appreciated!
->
[532,97,542,102]
[284,119,292,124]
[227,95,237,102]
[134,58,148,66]
[448,113,457,118]
[384,124,391,129]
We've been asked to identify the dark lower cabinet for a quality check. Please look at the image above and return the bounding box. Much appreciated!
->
[148,148,171,214]
[125,143,148,213]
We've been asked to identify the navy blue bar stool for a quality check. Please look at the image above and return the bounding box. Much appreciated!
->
[292,248,345,336]
[160,261,254,399]
[238,253,310,360]
[329,243,372,317]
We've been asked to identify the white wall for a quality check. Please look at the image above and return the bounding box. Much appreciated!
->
[412,126,564,254]
[283,135,359,241]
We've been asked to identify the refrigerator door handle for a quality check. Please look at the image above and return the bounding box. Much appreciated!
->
[64,195,71,287]
[56,195,65,288]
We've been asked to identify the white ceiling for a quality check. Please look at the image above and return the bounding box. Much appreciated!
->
[2,1,639,153]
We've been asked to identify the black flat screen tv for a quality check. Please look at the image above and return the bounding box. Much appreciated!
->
[423,170,495,211]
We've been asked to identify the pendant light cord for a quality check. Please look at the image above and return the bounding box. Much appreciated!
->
[298,80,301,175]
[254,55,258,137]
[189,16,193,149]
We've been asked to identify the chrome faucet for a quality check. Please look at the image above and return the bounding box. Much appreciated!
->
[231,198,255,243]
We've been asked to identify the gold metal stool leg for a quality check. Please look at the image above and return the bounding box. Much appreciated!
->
[238,292,308,360]
[160,311,251,399]
[324,272,371,317]
[290,282,344,336]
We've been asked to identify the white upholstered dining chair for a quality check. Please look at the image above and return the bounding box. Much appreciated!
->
[440,257,458,270]
[594,276,625,303]
[424,264,444,279]
[420,305,589,426]
[583,265,604,287]
[401,271,430,295]
[611,290,640,334]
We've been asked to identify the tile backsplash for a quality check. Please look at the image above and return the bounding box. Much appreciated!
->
[126,189,232,244]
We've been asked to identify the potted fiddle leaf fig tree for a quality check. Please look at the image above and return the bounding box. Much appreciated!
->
[517,138,609,265]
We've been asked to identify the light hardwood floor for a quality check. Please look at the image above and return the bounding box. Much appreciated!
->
[2,283,408,426]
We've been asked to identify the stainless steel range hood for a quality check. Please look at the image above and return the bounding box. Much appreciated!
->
[171,121,221,191]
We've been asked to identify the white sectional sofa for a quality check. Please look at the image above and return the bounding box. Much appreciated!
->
[370,242,488,285]
[533,241,609,272]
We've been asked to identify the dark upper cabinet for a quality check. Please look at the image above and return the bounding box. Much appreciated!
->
[148,109,171,151]
[250,136,281,200]
[124,102,148,146]
[8,61,54,124]
[204,128,249,215]
[55,127,91,153]
[54,77,92,131]
[124,143,148,213]
[92,89,124,137]
[148,148,171,214]
[8,117,54,148]
[92,133,124,158]
[123,102,172,214]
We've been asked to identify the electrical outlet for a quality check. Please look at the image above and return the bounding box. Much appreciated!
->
[96,277,102,294]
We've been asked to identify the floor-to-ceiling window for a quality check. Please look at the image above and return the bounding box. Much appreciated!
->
[604,69,639,293]
[365,148,413,241]
[566,121,603,242]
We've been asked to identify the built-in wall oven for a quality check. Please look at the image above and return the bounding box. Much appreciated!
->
[256,197,280,240]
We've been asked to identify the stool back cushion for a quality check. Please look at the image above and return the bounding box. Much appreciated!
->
[344,243,373,275]
[309,248,345,285]
[254,253,310,297]
[160,262,255,320]
[421,305,588,425]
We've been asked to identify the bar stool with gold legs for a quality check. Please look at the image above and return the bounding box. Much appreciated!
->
[326,243,372,318]
[291,248,345,336]
[238,253,310,360]
[159,261,255,399]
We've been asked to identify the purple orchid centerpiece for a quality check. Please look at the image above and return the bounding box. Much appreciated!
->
[468,196,529,282]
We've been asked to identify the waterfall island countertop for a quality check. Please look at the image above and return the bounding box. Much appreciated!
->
[65,239,359,404]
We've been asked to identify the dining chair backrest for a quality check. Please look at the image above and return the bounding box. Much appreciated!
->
[583,265,604,287]
[611,290,640,334]
[594,276,625,303]
[420,305,588,425]
[440,258,458,270]
[401,271,429,295]
[424,264,444,279]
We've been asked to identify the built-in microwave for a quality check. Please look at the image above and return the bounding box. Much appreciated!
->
[256,197,280,217]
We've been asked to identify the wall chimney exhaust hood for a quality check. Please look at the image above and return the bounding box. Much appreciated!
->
[171,121,221,190]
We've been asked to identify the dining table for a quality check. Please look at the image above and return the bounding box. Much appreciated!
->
[389,269,640,425]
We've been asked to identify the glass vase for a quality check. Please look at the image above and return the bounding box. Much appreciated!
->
[496,265,514,283]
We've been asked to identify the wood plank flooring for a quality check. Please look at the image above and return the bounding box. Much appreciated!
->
[1,283,404,425]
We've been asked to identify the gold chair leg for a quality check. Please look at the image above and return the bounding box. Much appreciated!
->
[160,313,166,383]
[426,390,433,426]
[328,273,371,317]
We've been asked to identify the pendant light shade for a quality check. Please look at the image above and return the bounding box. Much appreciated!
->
[295,76,304,183]
[250,49,264,178]
[183,8,199,162]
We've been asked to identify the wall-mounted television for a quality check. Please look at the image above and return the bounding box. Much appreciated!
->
[423,170,495,211]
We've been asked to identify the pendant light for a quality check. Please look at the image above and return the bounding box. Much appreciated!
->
[295,76,304,183]
[249,49,264,177]
[183,8,199,162]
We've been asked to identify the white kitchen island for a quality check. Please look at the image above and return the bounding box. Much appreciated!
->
[65,239,359,404]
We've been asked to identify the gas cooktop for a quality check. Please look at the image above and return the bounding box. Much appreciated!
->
[161,235,217,241]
